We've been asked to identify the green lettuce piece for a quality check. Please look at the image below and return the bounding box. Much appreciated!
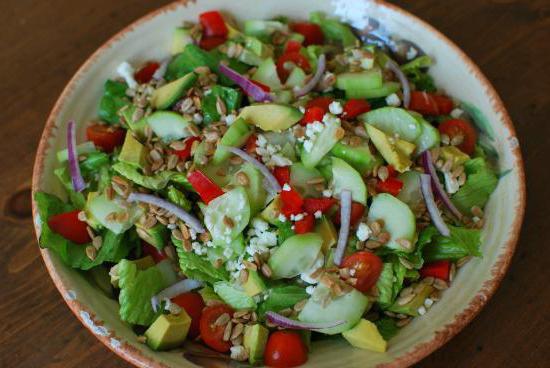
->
[117,259,174,325]
[374,317,400,341]
[376,261,407,309]
[275,221,295,245]
[53,167,86,209]
[165,185,192,211]
[112,162,175,190]
[34,192,138,270]
[214,281,256,310]
[201,85,243,124]
[400,55,433,73]
[173,237,229,283]
[309,11,358,47]
[99,80,130,125]
[257,285,308,317]
[421,225,482,262]
[452,158,498,214]
[169,172,195,192]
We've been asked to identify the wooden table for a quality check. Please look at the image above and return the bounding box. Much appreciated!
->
[0,0,548,367]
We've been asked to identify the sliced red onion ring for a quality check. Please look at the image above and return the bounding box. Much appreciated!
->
[67,120,86,192]
[294,54,326,97]
[127,192,205,233]
[152,57,171,80]
[218,63,273,102]
[221,146,282,192]
[420,150,463,220]
[266,311,346,331]
[420,174,450,236]
[386,59,410,108]
[334,190,352,266]
[151,278,203,312]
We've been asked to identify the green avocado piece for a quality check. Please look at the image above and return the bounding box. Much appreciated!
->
[365,124,413,173]
[136,223,169,250]
[388,283,435,316]
[316,216,337,254]
[118,131,148,169]
[145,312,192,351]
[260,195,282,225]
[342,319,387,352]
[239,104,303,132]
[150,72,197,110]
[147,111,199,143]
[440,146,470,170]
[212,117,253,165]
[198,286,223,303]
[243,270,267,297]
[171,27,194,55]
[244,324,269,365]
[120,105,148,139]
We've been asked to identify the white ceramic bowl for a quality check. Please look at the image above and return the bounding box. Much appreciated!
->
[32,0,526,367]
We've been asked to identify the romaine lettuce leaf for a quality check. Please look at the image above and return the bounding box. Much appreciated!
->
[376,261,407,309]
[257,285,308,317]
[99,80,130,125]
[452,158,498,214]
[173,237,229,283]
[374,317,400,341]
[421,225,482,262]
[213,281,256,310]
[201,85,243,124]
[112,162,175,190]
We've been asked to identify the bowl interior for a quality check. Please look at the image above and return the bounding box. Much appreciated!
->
[32,0,525,367]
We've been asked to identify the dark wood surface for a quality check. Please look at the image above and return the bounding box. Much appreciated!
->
[0,0,548,367]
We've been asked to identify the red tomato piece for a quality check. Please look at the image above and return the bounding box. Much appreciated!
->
[341,251,383,292]
[273,166,291,186]
[276,51,311,82]
[134,62,160,84]
[432,95,454,115]
[409,91,440,116]
[245,134,258,155]
[172,292,205,338]
[294,213,315,234]
[141,241,167,263]
[199,36,226,50]
[386,165,397,178]
[173,136,201,161]
[86,124,125,153]
[264,331,308,367]
[199,304,234,352]
[290,22,324,46]
[342,99,371,119]
[438,119,478,155]
[280,187,304,217]
[333,202,365,227]
[300,106,325,126]
[187,170,225,204]
[285,40,302,53]
[420,260,451,281]
[199,11,228,37]
[303,198,336,214]
[47,210,91,244]
[306,96,333,111]
[376,177,404,196]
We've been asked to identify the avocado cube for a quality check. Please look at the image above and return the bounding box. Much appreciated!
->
[342,319,387,352]
[198,286,223,303]
[145,312,192,351]
[316,216,337,254]
[243,324,269,365]
[388,283,435,317]
[119,131,148,169]
[365,124,413,173]
[243,270,267,297]
[171,27,194,55]
[260,196,282,225]
[239,104,303,132]
[440,146,470,170]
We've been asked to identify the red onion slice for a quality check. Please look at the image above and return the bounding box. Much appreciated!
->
[67,120,86,192]
[221,146,282,192]
[294,54,326,97]
[420,150,463,220]
[334,190,352,266]
[151,278,203,312]
[266,311,346,331]
[420,174,450,236]
[127,192,205,233]
[218,63,273,102]
[386,59,410,108]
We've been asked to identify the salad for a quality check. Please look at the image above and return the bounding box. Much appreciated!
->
[35,9,499,367]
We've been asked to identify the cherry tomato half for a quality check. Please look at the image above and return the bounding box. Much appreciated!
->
[199,304,234,352]
[172,292,205,338]
[290,22,324,46]
[199,11,228,37]
[294,213,315,234]
[134,62,160,84]
[276,52,311,82]
[264,331,308,367]
[47,210,91,244]
[438,119,477,155]
[341,251,383,292]
[342,99,371,119]
[141,241,167,263]
[333,202,365,227]
[86,124,125,153]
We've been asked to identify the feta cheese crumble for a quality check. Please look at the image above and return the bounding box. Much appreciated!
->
[116,61,138,89]
[450,108,464,119]
[328,101,343,115]
[356,223,372,241]
[385,93,401,107]
[314,210,322,219]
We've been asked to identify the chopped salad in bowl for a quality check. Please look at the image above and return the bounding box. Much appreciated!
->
[34,9,499,367]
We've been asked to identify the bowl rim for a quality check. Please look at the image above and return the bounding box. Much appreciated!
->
[31,0,526,367]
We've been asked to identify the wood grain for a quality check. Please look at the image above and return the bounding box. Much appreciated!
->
[0,0,548,367]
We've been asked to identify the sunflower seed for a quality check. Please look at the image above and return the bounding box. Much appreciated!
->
[236,172,250,186]
[433,278,449,290]
[85,246,97,260]
[396,292,415,306]
[92,236,103,250]
[230,323,244,340]
[239,269,249,284]
[261,263,273,278]
[223,321,233,341]
[216,96,227,116]
[215,313,231,326]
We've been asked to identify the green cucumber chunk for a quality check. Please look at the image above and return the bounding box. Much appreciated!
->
[346,82,400,99]
[360,107,422,142]
[147,111,199,143]
[410,112,440,153]
[330,142,380,175]
[151,72,197,110]
[335,70,383,93]
[290,163,325,198]
[331,157,367,205]
[396,171,424,211]
[244,20,288,42]
[285,67,307,88]
[268,233,323,279]
[230,163,267,216]
[203,187,250,243]
[86,192,143,234]
[252,58,282,91]
[309,12,358,47]
[212,118,253,165]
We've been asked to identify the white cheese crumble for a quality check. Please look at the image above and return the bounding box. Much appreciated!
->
[299,106,306,114]
[417,306,427,316]
[424,298,434,308]
[406,47,418,61]
[443,172,460,194]
[305,285,316,295]
[450,108,464,119]
[282,183,291,192]
[192,241,206,255]
[116,61,138,89]
[302,121,326,153]
[356,223,372,241]
[246,218,278,256]
[328,101,343,115]
[314,210,322,219]
[193,113,203,124]
[300,253,324,284]
[255,134,292,167]
[322,189,333,198]
[224,113,236,125]
[278,214,287,222]
[385,93,401,107]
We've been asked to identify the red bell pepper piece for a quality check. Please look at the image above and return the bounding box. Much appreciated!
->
[187,170,225,204]
[134,62,160,84]
[250,80,271,93]
[199,36,226,50]
[280,187,304,217]
[303,198,336,214]
[300,106,325,126]
[47,210,91,244]
[306,96,333,111]
[420,260,451,281]
[142,241,168,263]
[276,51,311,82]
[294,213,315,234]
[173,136,201,161]
[376,177,404,196]
[342,99,371,119]
[386,165,397,178]
[199,11,228,37]
[285,40,302,53]
[290,22,324,46]
[273,167,291,186]
[245,134,258,155]
[333,202,365,227]
[409,91,454,116]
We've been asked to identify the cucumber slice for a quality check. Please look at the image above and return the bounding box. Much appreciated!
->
[301,120,342,169]
[268,233,323,279]
[298,286,370,334]
[86,192,143,234]
[331,157,367,205]
[230,163,267,216]
[360,107,422,142]
[150,72,197,110]
[57,142,96,162]
[244,20,288,41]
[147,111,199,143]
[252,58,282,91]
[335,69,383,92]
[171,27,194,55]
[212,118,253,165]
[203,187,250,243]
[345,81,400,99]
[290,163,325,198]
[410,113,440,153]
[330,142,380,175]
[367,193,416,252]
[286,67,306,88]
[396,171,424,211]
[239,104,303,132]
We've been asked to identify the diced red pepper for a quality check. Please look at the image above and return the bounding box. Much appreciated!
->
[134,62,160,84]
[245,134,258,155]
[420,260,451,281]
[376,177,404,196]
[386,165,397,178]
[187,170,225,204]
[285,40,302,53]
[199,36,226,50]
[294,213,315,234]
[199,11,228,37]
[47,210,91,244]
[409,91,440,116]
[303,198,336,214]
[300,106,325,126]
[250,80,271,92]
[290,22,324,46]
[276,51,311,82]
[433,95,454,115]
[342,99,371,119]
[280,187,304,217]
[333,202,365,227]
[142,241,167,263]
[273,166,291,186]
[172,136,201,161]
[306,96,333,111]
